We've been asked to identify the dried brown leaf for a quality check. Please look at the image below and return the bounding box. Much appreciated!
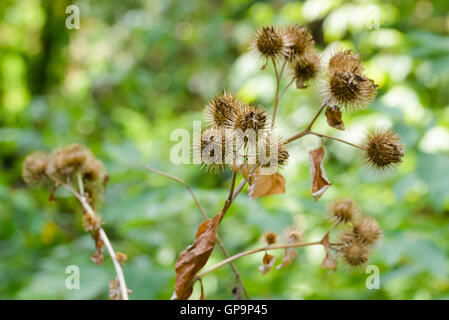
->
[199,279,206,300]
[320,232,337,271]
[173,213,221,300]
[91,229,104,265]
[277,247,298,269]
[259,252,275,275]
[308,146,332,201]
[321,251,337,271]
[116,252,128,266]
[247,167,286,200]
[325,106,345,130]
[109,278,132,300]
[83,213,101,232]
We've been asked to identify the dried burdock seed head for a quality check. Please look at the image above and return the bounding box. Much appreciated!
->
[363,128,404,173]
[353,217,382,246]
[328,50,363,74]
[285,226,303,244]
[81,156,107,206]
[283,25,314,61]
[81,157,106,182]
[46,143,89,177]
[290,48,321,89]
[204,91,241,128]
[194,127,233,173]
[322,49,377,111]
[251,26,289,66]
[233,103,269,133]
[328,198,359,225]
[22,151,50,187]
[262,231,278,245]
[341,241,369,267]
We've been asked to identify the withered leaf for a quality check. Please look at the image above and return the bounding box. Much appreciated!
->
[116,252,128,266]
[325,106,345,130]
[320,232,337,272]
[321,251,337,271]
[308,146,332,201]
[259,252,275,275]
[173,213,221,300]
[109,277,132,300]
[277,247,298,269]
[91,229,104,265]
[83,213,101,232]
[199,279,206,300]
[247,167,286,200]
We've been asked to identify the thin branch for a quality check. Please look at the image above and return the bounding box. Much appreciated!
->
[309,131,366,150]
[49,174,129,300]
[278,59,287,80]
[144,166,250,299]
[284,103,327,144]
[144,166,208,219]
[195,240,323,280]
[277,78,295,102]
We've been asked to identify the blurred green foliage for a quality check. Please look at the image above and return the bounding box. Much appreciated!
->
[1,0,449,300]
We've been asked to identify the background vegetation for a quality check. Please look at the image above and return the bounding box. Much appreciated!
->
[1,0,449,299]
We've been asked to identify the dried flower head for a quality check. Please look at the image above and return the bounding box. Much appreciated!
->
[328,50,363,74]
[322,49,377,111]
[328,198,358,225]
[262,231,278,245]
[353,217,382,246]
[251,26,289,64]
[81,157,106,182]
[283,25,314,61]
[204,91,241,128]
[285,227,303,244]
[81,156,107,206]
[22,151,50,187]
[363,128,404,173]
[233,104,269,133]
[290,48,321,89]
[341,241,369,267]
[46,143,89,177]
[194,127,234,173]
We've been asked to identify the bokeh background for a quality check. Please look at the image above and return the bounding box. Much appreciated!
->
[1,0,449,300]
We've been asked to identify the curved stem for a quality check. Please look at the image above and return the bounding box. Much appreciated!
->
[144,166,250,299]
[50,174,129,300]
[195,240,322,280]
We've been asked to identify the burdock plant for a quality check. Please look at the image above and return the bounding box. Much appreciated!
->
[23,24,405,300]
[161,24,404,300]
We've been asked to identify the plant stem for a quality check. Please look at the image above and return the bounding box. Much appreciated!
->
[50,174,129,300]
[195,240,323,280]
[144,166,249,299]
[284,103,327,144]
[308,132,366,150]
[278,78,295,102]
